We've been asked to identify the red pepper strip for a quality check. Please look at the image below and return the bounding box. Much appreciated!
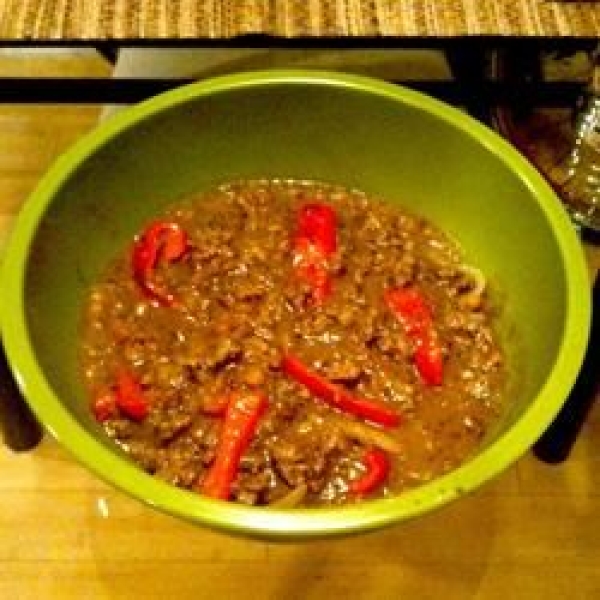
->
[201,394,231,417]
[385,287,444,386]
[349,448,390,495]
[201,392,268,500]
[293,238,333,304]
[132,221,188,307]
[413,334,444,388]
[92,391,118,423]
[114,371,149,421]
[296,203,337,255]
[281,354,400,428]
[292,203,337,304]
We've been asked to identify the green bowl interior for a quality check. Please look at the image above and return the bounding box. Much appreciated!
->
[2,72,590,539]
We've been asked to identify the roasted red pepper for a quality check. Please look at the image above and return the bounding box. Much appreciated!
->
[281,354,400,428]
[91,371,149,422]
[132,220,188,307]
[295,203,337,255]
[91,391,118,423]
[292,203,337,304]
[201,394,231,417]
[349,448,390,495]
[201,392,268,500]
[385,286,444,386]
[114,371,149,421]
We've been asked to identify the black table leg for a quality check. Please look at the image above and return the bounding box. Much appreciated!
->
[445,40,493,123]
[0,348,43,451]
[94,43,119,65]
[533,270,600,463]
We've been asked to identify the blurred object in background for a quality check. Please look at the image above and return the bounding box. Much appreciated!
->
[555,48,600,232]
[492,44,600,236]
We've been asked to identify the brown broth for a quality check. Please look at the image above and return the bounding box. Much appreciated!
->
[80,179,505,506]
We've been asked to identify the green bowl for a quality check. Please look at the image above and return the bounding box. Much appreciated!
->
[0,71,590,540]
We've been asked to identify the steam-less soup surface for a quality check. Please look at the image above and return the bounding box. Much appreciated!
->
[81,180,505,507]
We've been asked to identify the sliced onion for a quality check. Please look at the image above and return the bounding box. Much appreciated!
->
[333,416,403,454]
[271,483,308,508]
[458,264,486,297]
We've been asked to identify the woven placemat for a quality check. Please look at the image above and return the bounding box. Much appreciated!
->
[0,1,598,40]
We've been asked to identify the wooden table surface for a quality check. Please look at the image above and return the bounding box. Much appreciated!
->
[0,53,599,600]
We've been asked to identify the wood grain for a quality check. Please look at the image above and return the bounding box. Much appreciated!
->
[0,53,598,600]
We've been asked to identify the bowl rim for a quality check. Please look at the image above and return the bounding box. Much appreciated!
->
[0,70,591,539]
